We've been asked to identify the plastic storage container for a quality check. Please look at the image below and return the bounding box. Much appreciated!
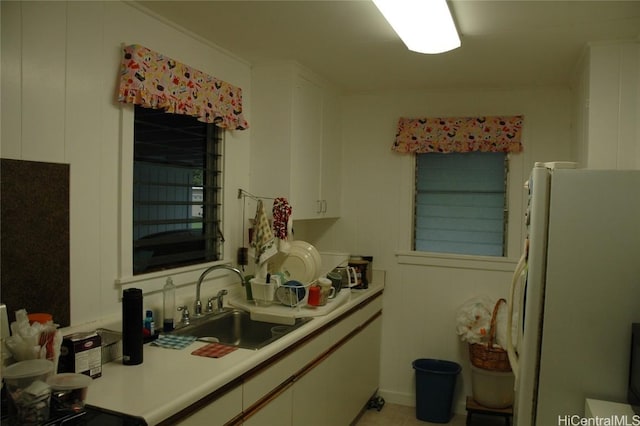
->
[3,359,54,425]
[470,365,514,408]
[47,373,92,412]
[412,358,461,423]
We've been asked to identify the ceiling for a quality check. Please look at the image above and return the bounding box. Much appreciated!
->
[136,0,640,93]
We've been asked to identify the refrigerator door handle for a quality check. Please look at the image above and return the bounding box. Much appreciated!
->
[507,250,527,381]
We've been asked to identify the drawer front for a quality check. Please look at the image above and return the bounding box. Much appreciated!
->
[174,385,242,426]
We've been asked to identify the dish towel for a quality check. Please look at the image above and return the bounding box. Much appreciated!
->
[251,200,277,265]
[191,343,238,358]
[151,334,197,350]
[272,197,292,240]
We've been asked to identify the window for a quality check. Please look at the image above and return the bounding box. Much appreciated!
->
[414,152,507,256]
[133,106,223,274]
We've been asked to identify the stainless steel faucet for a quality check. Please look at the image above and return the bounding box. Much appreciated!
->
[206,289,228,313]
[194,264,244,317]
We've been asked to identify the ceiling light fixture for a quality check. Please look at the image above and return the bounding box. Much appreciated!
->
[372,0,461,54]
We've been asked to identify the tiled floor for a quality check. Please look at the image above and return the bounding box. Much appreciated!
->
[356,402,509,426]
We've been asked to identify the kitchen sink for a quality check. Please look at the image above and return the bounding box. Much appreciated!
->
[170,309,312,350]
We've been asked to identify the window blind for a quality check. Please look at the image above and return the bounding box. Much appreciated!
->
[415,152,507,256]
[133,106,223,274]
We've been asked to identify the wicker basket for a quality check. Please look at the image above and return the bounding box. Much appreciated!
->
[468,298,511,372]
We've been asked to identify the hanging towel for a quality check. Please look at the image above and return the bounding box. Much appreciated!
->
[251,200,277,265]
[272,197,292,240]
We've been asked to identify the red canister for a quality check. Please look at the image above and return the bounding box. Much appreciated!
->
[308,285,321,306]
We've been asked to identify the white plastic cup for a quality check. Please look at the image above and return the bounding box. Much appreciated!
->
[250,278,276,305]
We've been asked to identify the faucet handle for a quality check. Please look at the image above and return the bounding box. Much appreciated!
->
[216,289,228,311]
[206,297,215,313]
[177,305,190,325]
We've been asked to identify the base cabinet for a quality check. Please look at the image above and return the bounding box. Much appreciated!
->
[175,386,243,426]
[291,316,382,425]
[243,387,293,426]
[243,302,382,425]
[168,293,382,426]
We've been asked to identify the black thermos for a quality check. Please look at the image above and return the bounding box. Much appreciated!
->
[122,288,143,365]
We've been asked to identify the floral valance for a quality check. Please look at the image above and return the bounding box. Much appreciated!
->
[117,44,248,130]
[391,115,523,154]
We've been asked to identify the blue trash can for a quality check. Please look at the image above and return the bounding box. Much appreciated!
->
[412,358,461,423]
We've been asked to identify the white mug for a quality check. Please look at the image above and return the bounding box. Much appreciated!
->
[267,274,282,287]
[317,278,336,302]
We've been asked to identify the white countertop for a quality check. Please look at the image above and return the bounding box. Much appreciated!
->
[84,284,383,425]
[585,398,636,418]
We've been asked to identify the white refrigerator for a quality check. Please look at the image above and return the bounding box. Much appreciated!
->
[507,162,640,425]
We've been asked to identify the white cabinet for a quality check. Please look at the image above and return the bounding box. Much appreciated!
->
[291,316,382,425]
[174,385,242,426]
[245,295,383,425]
[319,90,342,217]
[170,293,383,426]
[243,386,293,426]
[251,62,341,219]
[290,75,323,218]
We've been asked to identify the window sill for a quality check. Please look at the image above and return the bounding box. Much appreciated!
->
[395,250,518,272]
[116,259,237,293]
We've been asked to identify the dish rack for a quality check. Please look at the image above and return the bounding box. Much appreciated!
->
[250,279,312,308]
[276,282,312,308]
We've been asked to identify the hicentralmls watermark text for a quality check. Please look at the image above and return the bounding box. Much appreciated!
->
[558,415,640,426]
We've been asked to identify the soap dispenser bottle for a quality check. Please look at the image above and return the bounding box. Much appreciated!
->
[163,277,176,331]
[144,310,155,336]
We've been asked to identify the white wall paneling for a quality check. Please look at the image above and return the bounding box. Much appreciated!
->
[1,1,252,326]
[0,1,22,160]
[584,41,640,169]
[66,1,107,324]
[21,2,67,162]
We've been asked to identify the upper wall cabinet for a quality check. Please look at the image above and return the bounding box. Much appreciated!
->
[250,62,342,220]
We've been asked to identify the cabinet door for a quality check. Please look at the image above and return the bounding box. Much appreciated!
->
[291,316,382,425]
[174,386,243,426]
[243,386,293,426]
[250,64,295,204]
[290,76,323,219]
[319,90,341,218]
